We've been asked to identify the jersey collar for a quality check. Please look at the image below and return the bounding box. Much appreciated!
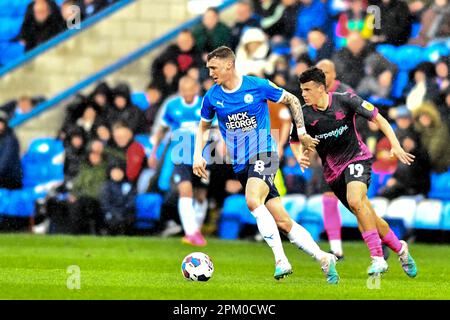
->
[181,95,199,107]
[221,76,243,94]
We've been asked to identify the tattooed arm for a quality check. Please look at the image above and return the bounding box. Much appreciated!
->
[280,91,319,151]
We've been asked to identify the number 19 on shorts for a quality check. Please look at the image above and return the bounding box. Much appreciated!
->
[348,163,364,178]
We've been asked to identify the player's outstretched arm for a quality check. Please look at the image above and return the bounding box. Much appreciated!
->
[193,120,212,179]
[372,113,415,165]
[280,91,319,151]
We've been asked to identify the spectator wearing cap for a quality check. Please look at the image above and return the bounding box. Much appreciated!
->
[413,101,450,172]
[0,112,22,190]
[192,7,231,55]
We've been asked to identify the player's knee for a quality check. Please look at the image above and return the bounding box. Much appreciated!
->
[347,196,363,214]
[246,196,263,212]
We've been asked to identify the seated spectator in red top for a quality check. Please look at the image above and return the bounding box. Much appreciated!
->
[14,0,65,51]
[105,122,147,185]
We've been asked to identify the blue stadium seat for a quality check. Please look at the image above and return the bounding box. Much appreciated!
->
[368,170,393,198]
[384,196,417,238]
[395,45,424,71]
[423,42,450,63]
[281,194,307,222]
[131,92,149,111]
[4,188,45,218]
[0,41,25,65]
[0,188,11,213]
[219,194,248,239]
[0,18,22,41]
[303,195,325,241]
[391,70,410,99]
[428,170,450,201]
[441,202,450,230]
[376,44,398,65]
[414,200,443,230]
[22,138,64,188]
[410,23,421,39]
[135,193,163,229]
[339,202,358,228]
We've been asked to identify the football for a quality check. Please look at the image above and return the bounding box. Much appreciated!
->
[181,252,214,281]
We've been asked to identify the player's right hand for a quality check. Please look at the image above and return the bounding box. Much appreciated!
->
[193,155,208,180]
[299,134,320,152]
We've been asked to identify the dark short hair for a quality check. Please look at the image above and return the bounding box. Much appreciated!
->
[206,46,235,62]
[298,67,326,87]
[205,7,219,14]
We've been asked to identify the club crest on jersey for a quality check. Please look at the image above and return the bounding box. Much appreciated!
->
[362,101,374,111]
[244,94,254,104]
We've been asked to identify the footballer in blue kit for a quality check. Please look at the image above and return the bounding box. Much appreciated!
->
[193,46,341,284]
[150,76,213,247]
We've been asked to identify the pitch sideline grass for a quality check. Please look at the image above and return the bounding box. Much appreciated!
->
[0,234,449,299]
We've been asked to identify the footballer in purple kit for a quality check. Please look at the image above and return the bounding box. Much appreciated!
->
[290,67,418,277]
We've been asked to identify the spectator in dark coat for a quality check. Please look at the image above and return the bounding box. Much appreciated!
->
[380,130,431,199]
[307,28,334,64]
[229,1,260,50]
[0,112,22,190]
[67,148,107,234]
[370,0,413,46]
[332,31,372,89]
[105,83,146,134]
[63,126,87,181]
[100,160,136,235]
[150,30,203,84]
[143,83,164,133]
[15,0,65,51]
[88,82,114,117]
[192,7,231,54]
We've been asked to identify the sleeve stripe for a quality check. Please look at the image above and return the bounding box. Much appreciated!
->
[201,117,213,123]
[370,107,379,121]
[276,89,287,104]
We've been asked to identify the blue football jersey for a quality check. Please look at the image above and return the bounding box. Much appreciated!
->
[161,95,203,165]
[201,75,285,172]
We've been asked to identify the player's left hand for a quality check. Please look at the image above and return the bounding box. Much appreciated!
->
[299,134,320,152]
[296,150,311,173]
[390,146,415,165]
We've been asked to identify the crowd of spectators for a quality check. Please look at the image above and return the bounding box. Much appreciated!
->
[1,0,449,236]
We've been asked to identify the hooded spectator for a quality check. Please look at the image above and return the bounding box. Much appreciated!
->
[15,0,65,51]
[235,28,273,77]
[89,82,113,116]
[105,83,146,134]
[413,101,450,172]
[63,126,87,181]
[0,112,22,190]
[435,56,450,93]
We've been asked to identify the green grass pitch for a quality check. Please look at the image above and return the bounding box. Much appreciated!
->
[0,234,449,300]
